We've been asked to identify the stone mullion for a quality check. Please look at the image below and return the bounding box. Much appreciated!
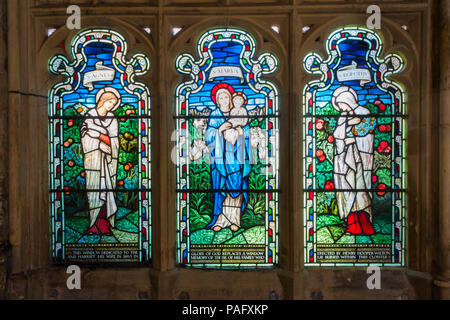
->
[277,8,304,299]
[0,0,8,300]
[418,1,440,275]
[436,0,450,300]
[154,4,172,273]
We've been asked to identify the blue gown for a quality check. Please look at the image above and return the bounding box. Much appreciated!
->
[205,108,253,229]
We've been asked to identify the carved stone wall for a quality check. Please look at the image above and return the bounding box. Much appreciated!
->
[2,0,447,299]
[437,0,450,300]
[0,0,9,300]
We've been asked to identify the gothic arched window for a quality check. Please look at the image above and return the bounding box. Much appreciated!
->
[175,28,280,268]
[303,26,406,266]
[48,28,151,263]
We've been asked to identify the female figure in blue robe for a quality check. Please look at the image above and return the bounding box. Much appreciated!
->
[205,83,253,232]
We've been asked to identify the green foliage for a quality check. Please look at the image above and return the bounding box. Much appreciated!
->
[356,236,372,244]
[316,214,344,229]
[365,102,378,114]
[337,234,356,244]
[375,168,391,186]
[316,192,335,214]
[190,229,215,245]
[374,152,391,171]
[241,197,265,230]
[372,193,392,216]
[188,162,214,232]
[317,227,334,244]
[316,102,339,116]
[316,171,333,189]
[212,228,234,244]
[371,233,391,244]
[374,132,391,146]
[377,117,391,124]
[242,226,265,244]
[189,192,213,232]
[329,225,346,241]
[189,162,212,189]
[117,192,139,211]
[115,104,137,117]
[64,103,88,117]
[242,162,266,228]
[116,110,139,192]
[315,159,333,173]
[247,162,266,190]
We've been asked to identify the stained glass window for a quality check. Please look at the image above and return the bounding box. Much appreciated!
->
[303,27,406,266]
[49,29,151,263]
[175,28,279,268]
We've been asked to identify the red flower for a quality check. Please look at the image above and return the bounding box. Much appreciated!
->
[374,100,386,111]
[316,149,326,162]
[377,141,391,153]
[316,119,325,130]
[324,181,334,190]
[377,183,387,196]
[379,124,386,132]
[386,124,391,131]
[327,135,334,143]
[372,175,378,183]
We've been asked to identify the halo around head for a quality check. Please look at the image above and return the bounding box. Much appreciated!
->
[232,91,248,106]
[211,83,235,104]
[96,87,122,111]
[331,86,358,111]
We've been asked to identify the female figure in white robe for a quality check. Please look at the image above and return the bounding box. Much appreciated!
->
[81,87,121,236]
[331,86,376,235]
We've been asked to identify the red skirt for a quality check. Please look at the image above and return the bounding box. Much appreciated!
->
[86,205,112,236]
[346,211,375,235]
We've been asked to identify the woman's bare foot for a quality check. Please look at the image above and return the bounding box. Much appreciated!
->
[230,224,239,232]
[213,226,222,232]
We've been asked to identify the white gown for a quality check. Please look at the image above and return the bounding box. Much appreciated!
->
[333,106,374,221]
[81,108,120,227]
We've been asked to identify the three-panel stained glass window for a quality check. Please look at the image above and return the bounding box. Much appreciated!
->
[48,26,406,268]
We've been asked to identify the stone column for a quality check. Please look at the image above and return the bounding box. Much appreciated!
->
[437,0,450,300]
[0,0,9,300]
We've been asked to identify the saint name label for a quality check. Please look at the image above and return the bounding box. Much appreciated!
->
[337,61,371,86]
[83,61,116,91]
[208,66,244,81]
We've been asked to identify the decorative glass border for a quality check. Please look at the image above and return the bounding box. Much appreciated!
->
[302,26,407,267]
[48,28,151,263]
